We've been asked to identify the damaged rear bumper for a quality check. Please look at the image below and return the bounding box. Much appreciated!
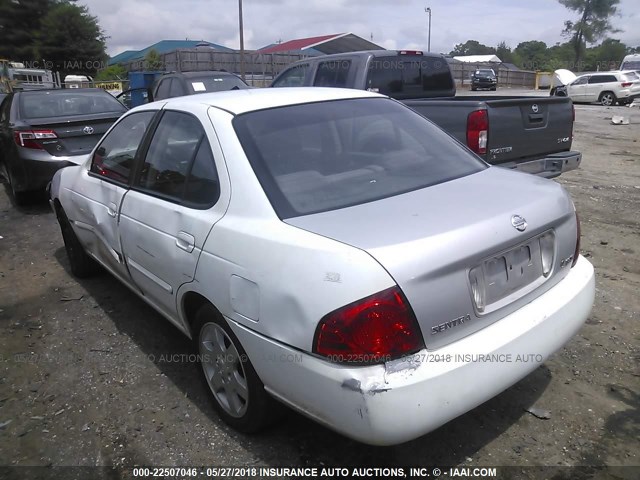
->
[229,256,594,446]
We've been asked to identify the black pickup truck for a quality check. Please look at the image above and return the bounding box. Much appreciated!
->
[271,50,581,178]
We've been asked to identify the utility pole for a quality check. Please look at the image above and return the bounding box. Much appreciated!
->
[239,0,245,81]
[425,7,432,53]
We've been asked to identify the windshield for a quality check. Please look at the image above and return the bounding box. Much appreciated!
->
[233,98,485,218]
[189,75,248,93]
[476,70,494,76]
[621,61,640,71]
[20,90,126,118]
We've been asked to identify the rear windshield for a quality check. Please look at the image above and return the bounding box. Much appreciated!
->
[233,98,485,218]
[20,90,126,118]
[366,55,454,99]
[188,75,247,93]
[622,72,639,81]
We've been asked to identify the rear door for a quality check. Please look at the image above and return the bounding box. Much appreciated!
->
[587,74,614,102]
[118,108,228,319]
[484,97,575,164]
[70,110,158,283]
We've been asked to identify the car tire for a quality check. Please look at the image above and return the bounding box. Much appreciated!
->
[471,87,477,91]
[491,87,497,91]
[194,304,280,433]
[56,207,100,278]
[599,91,616,106]
[6,170,29,206]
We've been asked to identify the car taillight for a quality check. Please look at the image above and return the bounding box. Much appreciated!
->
[14,130,57,149]
[572,211,581,268]
[313,287,424,364]
[621,82,632,87]
[467,109,488,155]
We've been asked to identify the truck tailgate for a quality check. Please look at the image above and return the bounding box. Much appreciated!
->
[484,96,574,165]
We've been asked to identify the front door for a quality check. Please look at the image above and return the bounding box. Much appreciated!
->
[119,109,227,319]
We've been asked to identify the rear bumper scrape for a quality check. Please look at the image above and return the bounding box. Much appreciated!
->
[228,255,594,446]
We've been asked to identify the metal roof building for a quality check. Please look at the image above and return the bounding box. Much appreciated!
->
[257,33,383,56]
[108,40,234,66]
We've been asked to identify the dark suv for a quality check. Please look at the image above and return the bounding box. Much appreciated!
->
[471,69,497,91]
[152,71,249,100]
[119,71,250,108]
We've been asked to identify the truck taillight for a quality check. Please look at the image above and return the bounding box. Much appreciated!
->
[313,287,424,364]
[398,50,423,56]
[14,130,57,149]
[466,110,488,155]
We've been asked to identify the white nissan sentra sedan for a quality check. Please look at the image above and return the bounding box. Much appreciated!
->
[49,88,595,446]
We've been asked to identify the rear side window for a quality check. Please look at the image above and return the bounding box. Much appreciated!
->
[589,75,617,84]
[136,111,219,207]
[90,111,156,184]
[272,64,309,87]
[314,60,351,87]
[366,56,454,99]
[234,98,484,218]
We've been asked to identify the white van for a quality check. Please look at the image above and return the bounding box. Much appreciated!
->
[620,54,640,73]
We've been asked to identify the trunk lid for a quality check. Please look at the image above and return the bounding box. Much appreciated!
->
[23,113,121,156]
[287,168,579,350]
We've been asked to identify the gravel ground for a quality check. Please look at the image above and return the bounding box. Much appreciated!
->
[0,95,638,478]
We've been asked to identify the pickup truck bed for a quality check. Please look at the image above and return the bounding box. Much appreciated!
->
[271,50,581,178]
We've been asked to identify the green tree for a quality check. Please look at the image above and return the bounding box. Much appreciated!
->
[559,0,620,67]
[495,41,514,64]
[144,49,163,71]
[514,41,549,70]
[450,40,496,56]
[591,38,626,70]
[94,64,127,81]
[38,1,106,77]
[0,0,56,60]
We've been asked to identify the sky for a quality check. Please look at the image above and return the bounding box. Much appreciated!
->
[83,0,640,57]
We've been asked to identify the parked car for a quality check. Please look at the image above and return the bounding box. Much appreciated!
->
[271,50,581,179]
[471,68,497,91]
[118,71,250,108]
[553,71,640,106]
[0,88,126,204]
[49,88,595,446]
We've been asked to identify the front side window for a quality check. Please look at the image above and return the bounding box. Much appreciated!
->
[272,64,309,87]
[136,111,219,207]
[234,98,485,218]
[90,111,156,184]
[572,76,588,86]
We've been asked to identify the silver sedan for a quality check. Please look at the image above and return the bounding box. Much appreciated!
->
[49,87,595,445]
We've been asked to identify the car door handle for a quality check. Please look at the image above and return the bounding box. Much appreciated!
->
[107,202,117,217]
[175,231,195,253]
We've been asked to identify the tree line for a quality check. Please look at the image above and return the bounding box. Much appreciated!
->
[450,0,635,72]
[0,0,106,77]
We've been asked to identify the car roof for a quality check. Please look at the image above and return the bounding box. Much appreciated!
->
[160,87,383,115]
